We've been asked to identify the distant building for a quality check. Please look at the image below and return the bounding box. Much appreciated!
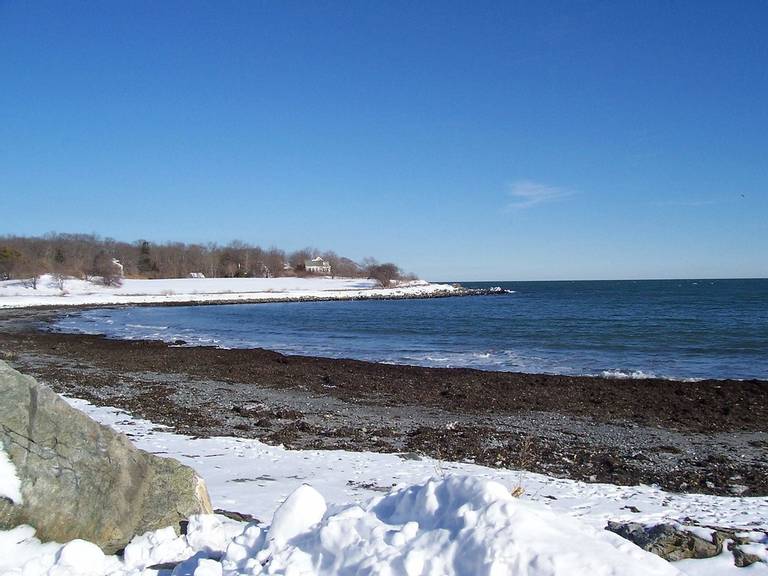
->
[304,256,331,275]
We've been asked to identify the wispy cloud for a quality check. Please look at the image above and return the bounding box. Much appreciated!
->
[652,199,724,207]
[506,180,572,210]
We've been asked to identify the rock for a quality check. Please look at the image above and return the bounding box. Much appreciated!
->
[214,508,260,524]
[608,521,768,567]
[731,545,764,568]
[0,361,212,553]
[605,521,722,561]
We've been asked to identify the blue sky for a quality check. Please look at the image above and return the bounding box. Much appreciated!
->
[2,1,766,280]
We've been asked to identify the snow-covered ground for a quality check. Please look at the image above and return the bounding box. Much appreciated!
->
[2,398,766,575]
[0,275,460,309]
[0,439,23,505]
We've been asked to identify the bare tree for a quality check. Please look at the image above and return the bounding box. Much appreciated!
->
[18,259,46,289]
[53,274,67,291]
[0,247,22,280]
[0,234,399,282]
[92,252,123,286]
[322,252,360,278]
[263,247,286,278]
[367,262,401,287]
[185,244,208,277]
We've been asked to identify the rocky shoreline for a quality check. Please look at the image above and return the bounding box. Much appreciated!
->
[0,306,766,497]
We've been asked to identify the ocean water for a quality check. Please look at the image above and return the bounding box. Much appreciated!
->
[51,279,768,381]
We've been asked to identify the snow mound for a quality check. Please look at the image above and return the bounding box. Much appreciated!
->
[266,484,327,547]
[0,526,123,576]
[218,475,680,576]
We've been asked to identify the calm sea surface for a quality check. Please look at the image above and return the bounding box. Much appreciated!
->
[52,279,768,380]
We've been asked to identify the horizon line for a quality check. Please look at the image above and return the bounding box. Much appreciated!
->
[437,276,768,283]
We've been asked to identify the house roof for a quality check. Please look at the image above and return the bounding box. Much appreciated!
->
[305,258,329,268]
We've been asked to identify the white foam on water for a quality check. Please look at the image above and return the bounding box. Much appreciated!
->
[600,369,658,380]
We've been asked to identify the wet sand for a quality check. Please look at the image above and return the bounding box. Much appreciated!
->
[1,306,766,496]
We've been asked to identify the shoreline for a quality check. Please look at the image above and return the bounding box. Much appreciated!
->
[0,277,478,310]
[0,288,468,310]
[1,306,766,497]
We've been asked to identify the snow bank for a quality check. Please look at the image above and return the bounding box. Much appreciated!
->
[0,439,23,504]
[0,477,683,576]
[0,275,460,308]
[222,476,681,576]
[0,526,121,576]
[676,545,768,576]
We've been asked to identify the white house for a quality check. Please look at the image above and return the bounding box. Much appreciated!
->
[304,256,331,275]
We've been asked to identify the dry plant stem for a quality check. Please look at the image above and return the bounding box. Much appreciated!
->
[511,435,535,497]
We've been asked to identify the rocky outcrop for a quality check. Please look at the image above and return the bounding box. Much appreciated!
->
[0,361,212,553]
[606,521,723,561]
[606,521,767,567]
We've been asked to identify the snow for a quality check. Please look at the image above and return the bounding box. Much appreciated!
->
[265,484,327,548]
[676,547,768,576]
[0,526,125,576]
[675,523,716,542]
[217,476,680,575]
[0,398,766,575]
[56,539,108,575]
[0,275,460,309]
[0,439,23,504]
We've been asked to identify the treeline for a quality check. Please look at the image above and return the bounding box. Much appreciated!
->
[0,234,410,286]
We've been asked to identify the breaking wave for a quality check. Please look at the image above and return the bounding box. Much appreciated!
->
[599,369,657,380]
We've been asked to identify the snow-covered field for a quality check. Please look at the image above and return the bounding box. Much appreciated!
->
[2,398,766,575]
[0,275,459,309]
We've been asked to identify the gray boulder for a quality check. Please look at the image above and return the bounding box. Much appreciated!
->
[0,361,212,553]
[605,521,722,561]
[607,520,768,567]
